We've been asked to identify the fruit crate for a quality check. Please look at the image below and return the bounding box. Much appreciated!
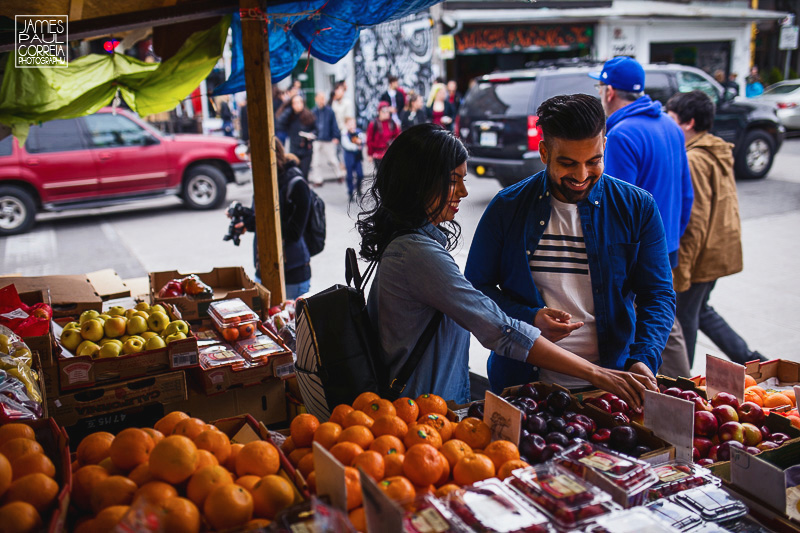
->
[745,359,800,388]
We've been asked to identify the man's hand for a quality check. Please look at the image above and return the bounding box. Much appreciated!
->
[234,222,246,234]
[534,308,583,342]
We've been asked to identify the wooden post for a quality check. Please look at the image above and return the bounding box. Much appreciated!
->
[240,0,286,303]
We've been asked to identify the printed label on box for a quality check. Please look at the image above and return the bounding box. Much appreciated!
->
[171,350,198,368]
[540,475,586,499]
[579,451,628,472]
[276,363,295,379]
[412,508,450,533]
[63,362,92,384]
[655,465,690,483]
[208,370,226,385]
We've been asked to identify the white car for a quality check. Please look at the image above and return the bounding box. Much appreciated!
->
[753,80,800,130]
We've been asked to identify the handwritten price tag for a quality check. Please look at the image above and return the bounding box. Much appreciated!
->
[730,447,787,512]
[706,354,745,404]
[484,391,522,446]
[643,390,695,462]
[313,442,347,511]
[361,469,404,533]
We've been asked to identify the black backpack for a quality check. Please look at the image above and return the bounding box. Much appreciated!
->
[286,174,326,257]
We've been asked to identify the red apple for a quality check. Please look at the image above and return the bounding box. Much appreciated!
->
[693,447,701,461]
[663,387,683,397]
[697,458,715,466]
[587,398,612,413]
[757,441,780,451]
[600,392,619,403]
[693,437,714,458]
[771,432,791,445]
[741,423,763,446]
[708,445,720,462]
[717,440,745,461]
[612,412,630,425]
[268,305,283,317]
[718,421,745,444]
[694,411,719,438]
[711,405,739,424]
[609,397,630,415]
[737,402,765,426]
[711,392,740,410]
[590,428,611,445]
[693,397,711,412]
[760,425,772,441]
[745,446,761,455]
[679,390,700,402]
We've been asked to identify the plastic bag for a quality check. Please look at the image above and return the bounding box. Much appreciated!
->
[0,325,33,366]
[0,355,42,404]
[0,371,43,421]
[0,284,52,337]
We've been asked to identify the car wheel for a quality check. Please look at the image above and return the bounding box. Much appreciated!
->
[182,164,227,209]
[734,130,775,180]
[0,186,36,236]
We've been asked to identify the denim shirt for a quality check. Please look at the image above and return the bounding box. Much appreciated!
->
[464,172,675,374]
[367,223,540,404]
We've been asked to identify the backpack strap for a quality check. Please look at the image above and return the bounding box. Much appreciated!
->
[386,310,443,400]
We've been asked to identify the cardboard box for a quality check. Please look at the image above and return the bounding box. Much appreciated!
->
[0,275,103,318]
[47,370,187,427]
[85,269,130,300]
[149,266,270,321]
[23,418,71,533]
[191,352,294,394]
[171,378,287,427]
[746,359,800,386]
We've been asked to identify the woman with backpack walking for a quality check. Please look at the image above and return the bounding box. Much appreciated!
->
[366,102,400,171]
[277,94,317,179]
[356,123,656,405]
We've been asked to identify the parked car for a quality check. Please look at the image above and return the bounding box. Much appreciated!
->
[458,62,784,187]
[752,79,800,130]
[0,108,251,235]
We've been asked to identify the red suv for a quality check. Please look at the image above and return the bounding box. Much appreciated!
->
[0,108,251,235]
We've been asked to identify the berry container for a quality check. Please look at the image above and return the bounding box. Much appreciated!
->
[554,439,657,507]
[404,494,464,532]
[672,486,747,524]
[584,507,678,533]
[444,478,554,533]
[647,460,720,501]
[208,298,259,340]
[507,464,619,531]
[646,498,704,531]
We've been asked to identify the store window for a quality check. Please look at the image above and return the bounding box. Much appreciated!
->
[25,119,85,153]
[84,114,153,148]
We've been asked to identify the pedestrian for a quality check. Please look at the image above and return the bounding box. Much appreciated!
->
[366,102,400,171]
[357,122,657,405]
[218,95,234,137]
[447,80,463,115]
[277,94,317,180]
[239,97,249,144]
[666,90,768,366]
[725,72,740,97]
[590,56,694,378]
[399,93,427,130]
[341,116,365,201]
[379,75,406,117]
[330,81,354,134]
[310,92,341,187]
[746,66,764,98]
[465,94,673,394]
[427,84,455,131]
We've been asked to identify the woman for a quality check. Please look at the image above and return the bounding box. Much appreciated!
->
[357,124,656,406]
[277,94,317,179]
[399,93,427,130]
[426,84,455,131]
[366,102,400,171]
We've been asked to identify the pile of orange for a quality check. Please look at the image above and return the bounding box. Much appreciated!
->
[0,423,61,533]
[70,411,296,533]
[742,376,800,429]
[285,392,528,533]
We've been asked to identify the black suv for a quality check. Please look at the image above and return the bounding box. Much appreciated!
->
[458,63,785,186]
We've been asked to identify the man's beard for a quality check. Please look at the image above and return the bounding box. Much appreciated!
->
[546,167,598,203]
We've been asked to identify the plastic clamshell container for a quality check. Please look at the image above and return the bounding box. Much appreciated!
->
[507,464,619,531]
[208,298,259,325]
[647,460,720,501]
[209,309,258,340]
[404,494,464,533]
[646,498,704,531]
[445,478,553,533]
[584,507,678,533]
[672,485,747,524]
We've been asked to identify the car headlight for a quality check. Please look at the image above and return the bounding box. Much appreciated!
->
[234,144,250,161]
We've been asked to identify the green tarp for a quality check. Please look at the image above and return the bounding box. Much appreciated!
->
[0,15,231,143]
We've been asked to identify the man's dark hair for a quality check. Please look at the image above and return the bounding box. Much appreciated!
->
[387,75,398,83]
[666,90,715,132]
[536,94,606,143]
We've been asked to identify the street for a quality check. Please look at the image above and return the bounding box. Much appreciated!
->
[3,138,800,378]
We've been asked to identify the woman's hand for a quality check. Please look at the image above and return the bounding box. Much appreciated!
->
[589,367,658,412]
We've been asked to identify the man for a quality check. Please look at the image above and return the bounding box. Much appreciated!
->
[379,75,406,123]
[725,72,740,97]
[310,92,341,186]
[465,94,675,393]
[330,80,354,135]
[447,80,463,115]
[666,91,767,366]
[591,56,693,378]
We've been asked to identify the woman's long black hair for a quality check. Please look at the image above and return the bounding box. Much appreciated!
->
[357,123,468,262]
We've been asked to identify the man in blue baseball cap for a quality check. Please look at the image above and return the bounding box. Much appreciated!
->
[589,56,694,378]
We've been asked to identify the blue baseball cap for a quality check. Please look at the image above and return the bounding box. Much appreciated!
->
[589,57,645,92]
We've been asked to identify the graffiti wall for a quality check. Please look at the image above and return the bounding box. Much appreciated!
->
[353,12,434,128]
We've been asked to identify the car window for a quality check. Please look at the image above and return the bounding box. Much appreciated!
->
[0,136,11,157]
[644,71,675,105]
[464,79,536,116]
[763,83,800,95]
[25,119,85,153]
[676,71,718,102]
[539,73,598,103]
[84,114,152,148]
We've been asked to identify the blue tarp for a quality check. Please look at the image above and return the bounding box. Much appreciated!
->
[214,0,442,94]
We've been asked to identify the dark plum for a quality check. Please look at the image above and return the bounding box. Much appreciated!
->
[632,445,652,458]
[547,417,567,433]
[540,443,564,462]
[609,425,638,453]
[717,440,745,461]
[467,402,485,419]
[520,434,546,463]
[587,398,612,413]
[564,422,587,441]
[612,412,630,425]
[564,411,577,421]
[546,390,572,416]
[525,414,548,436]
[518,383,540,401]
[571,414,597,434]
[545,432,570,447]
[590,428,611,445]
[517,397,538,418]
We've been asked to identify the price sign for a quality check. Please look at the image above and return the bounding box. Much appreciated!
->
[313,442,347,511]
[361,469,404,533]
[643,390,695,462]
[706,354,745,404]
[484,391,522,446]
[731,447,787,512]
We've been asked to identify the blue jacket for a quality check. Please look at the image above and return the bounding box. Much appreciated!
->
[464,172,675,375]
[313,106,341,142]
[604,96,693,259]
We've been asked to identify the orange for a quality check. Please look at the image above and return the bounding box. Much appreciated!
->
[435,452,450,487]
[744,388,763,407]
[441,439,473,470]
[454,418,492,450]
[172,418,209,441]
[142,428,165,445]
[484,440,521,471]
[0,501,42,532]
[343,410,375,429]
[306,471,317,494]
[235,441,280,478]
[371,416,409,440]
[0,453,10,497]
[338,425,374,450]
[349,507,367,533]
[98,457,125,476]
[244,519,273,530]
[77,432,115,466]
[12,452,55,480]
[344,466,363,511]
[378,476,415,505]
[393,398,420,426]
[149,435,199,484]
[435,484,461,498]
[498,459,529,480]
[404,424,442,450]
[109,428,154,471]
[784,389,796,407]
[384,454,405,478]
[194,449,220,470]
[236,475,262,493]
[194,430,231,465]
[93,505,130,532]
[252,474,296,519]
[227,443,244,471]
[416,394,447,417]
[203,484,253,531]
[330,442,364,466]
[419,413,453,441]
[352,450,385,482]
[764,392,793,409]
[4,472,58,513]
[352,392,380,413]
[297,453,316,478]
[313,422,342,450]
[744,375,757,388]
[90,475,137,513]
[361,399,397,420]
[453,454,495,485]
[280,436,296,456]
[746,386,768,401]
[370,435,405,456]
[329,404,355,426]
[72,465,110,511]
[414,484,435,498]
[403,444,442,486]
[154,411,190,437]
[159,497,201,533]
[787,415,800,430]
[128,463,154,486]
[187,465,234,508]
[0,438,43,464]
[0,424,35,447]
[290,413,320,448]
[288,448,311,468]
[134,481,178,504]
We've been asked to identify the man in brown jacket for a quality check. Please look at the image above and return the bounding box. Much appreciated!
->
[666,91,767,366]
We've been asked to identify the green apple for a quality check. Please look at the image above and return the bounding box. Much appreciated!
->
[63,321,80,331]
[60,328,83,352]
[149,304,167,316]
[128,335,146,344]
[132,310,149,320]
[127,315,148,335]
[135,302,151,312]
[147,311,170,333]
[145,336,166,350]
[100,339,123,348]
[104,316,127,338]
[164,331,187,344]
[80,319,104,342]
[98,314,111,321]
[124,309,138,320]
[97,342,122,358]
[77,340,100,357]
[163,320,190,337]
[107,306,126,317]
[140,331,159,340]
[79,310,100,324]
[122,337,145,355]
